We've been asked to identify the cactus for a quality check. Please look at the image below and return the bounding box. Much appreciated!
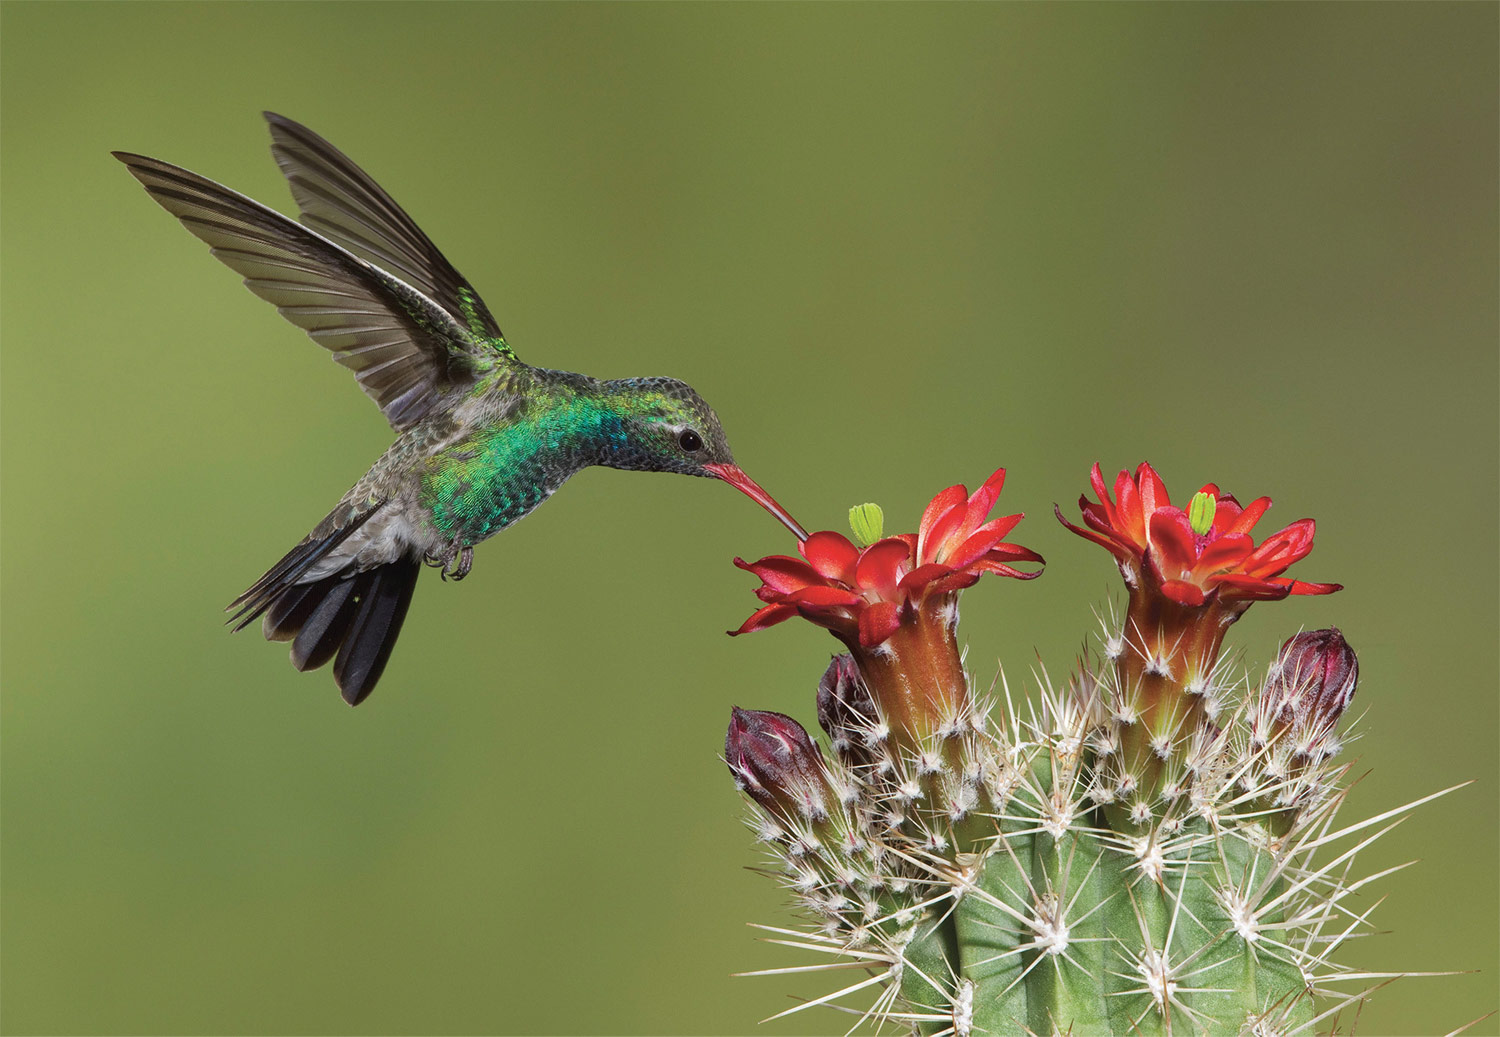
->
[723,463,1464,1035]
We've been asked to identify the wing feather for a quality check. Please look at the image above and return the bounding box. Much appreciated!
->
[263,112,509,346]
[114,151,498,430]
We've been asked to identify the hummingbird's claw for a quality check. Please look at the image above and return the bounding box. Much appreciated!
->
[448,547,473,582]
[425,544,473,582]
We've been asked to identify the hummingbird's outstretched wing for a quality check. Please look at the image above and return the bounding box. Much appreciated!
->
[115,151,507,430]
[262,112,512,352]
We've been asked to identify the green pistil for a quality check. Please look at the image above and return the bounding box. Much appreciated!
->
[1189,490,1216,536]
[849,503,884,546]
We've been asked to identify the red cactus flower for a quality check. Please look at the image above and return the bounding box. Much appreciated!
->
[730,468,1043,648]
[1057,462,1341,608]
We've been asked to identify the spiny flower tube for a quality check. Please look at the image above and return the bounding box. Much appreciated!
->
[722,461,1464,1036]
[730,468,1042,741]
[1058,462,1341,828]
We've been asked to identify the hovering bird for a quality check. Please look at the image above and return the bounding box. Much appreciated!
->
[115,113,806,705]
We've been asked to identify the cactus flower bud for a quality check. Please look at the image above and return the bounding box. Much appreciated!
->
[816,654,878,758]
[1265,628,1359,733]
[725,707,833,823]
[1253,629,1360,835]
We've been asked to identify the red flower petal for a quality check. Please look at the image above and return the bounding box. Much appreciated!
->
[952,468,1007,544]
[978,511,1024,540]
[735,555,823,594]
[1284,579,1343,596]
[857,600,903,647]
[1223,496,1272,536]
[1137,462,1170,518]
[1080,500,1121,539]
[921,504,968,565]
[1160,579,1206,606]
[1116,471,1146,546]
[925,570,983,595]
[968,559,1043,580]
[1194,532,1254,575]
[1208,573,1294,601]
[898,562,952,596]
[919,484,968,550]
[855,538,912,599]
[1147,508,1198,576]
[729,602,798,636]
[799,531,860,583]
[943,512,1027,569]
[785,585,864,609]
[1089,463,1116,526]
[1210,492,1242,531]
[979,543,1045,566]
[944,527,1010,571]
[1057,505,1135,561]
[1241,519,1316,576]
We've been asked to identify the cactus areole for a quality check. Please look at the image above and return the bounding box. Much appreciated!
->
[724,463,1447,1035]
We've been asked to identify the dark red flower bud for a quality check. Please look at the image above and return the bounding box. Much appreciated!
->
[725,707,832,822]
[816,654,878,759]
[1266,628,1359,732]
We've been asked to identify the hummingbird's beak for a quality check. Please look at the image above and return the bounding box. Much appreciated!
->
[704,463,809,541]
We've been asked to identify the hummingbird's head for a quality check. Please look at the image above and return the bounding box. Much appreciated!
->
[604,377,807,540]
[605,376,734,474]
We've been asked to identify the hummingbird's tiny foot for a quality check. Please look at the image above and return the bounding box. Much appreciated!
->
[426,543,473,582]
[448,547,473,582]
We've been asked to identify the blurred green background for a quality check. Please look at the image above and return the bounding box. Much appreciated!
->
[2,3,1495,1034]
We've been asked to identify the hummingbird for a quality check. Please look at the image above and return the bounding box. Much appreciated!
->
[115,113,807,706]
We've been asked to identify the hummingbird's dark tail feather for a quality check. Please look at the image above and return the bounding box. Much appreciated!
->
[226,510,376,631]
[270,559,421,706]
[227,505,419,703]
[333,559,421,704]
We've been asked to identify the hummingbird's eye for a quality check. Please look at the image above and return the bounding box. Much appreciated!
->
[678,429,704,453]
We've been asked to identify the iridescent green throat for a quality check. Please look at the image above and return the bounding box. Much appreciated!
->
[418,381,654,541]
